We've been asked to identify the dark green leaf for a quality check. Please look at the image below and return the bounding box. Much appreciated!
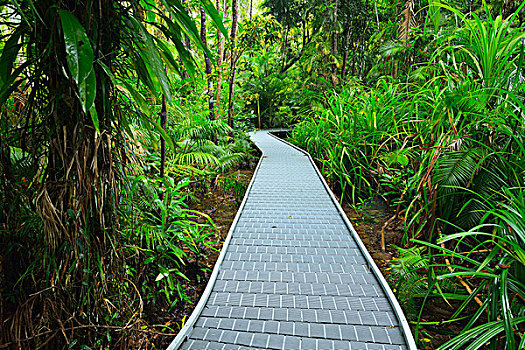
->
[59,9,97,118]
[0,28,22,89]
[155,39,183,77]
[129,16,171,101]
[59,10,94,86]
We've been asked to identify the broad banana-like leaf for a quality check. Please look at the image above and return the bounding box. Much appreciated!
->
[59,10,94,88]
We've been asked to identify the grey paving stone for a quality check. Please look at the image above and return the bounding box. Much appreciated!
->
[300,338,317,349]
[355,325,374,342]
[219,318,235,330]
[233,319,250,332]
[251,333,269,348]
[263,320,279,333]
[189,327,207,339]
[333,340,351,350]
[349,341,369,350]
[318,339,335,349]
[294,322,309,337]
[267,334,285,350]
[236,332,253,346]
[203,328,223,342]
[325,324,342,340]
[371,327,390,343]
[220,330,238,343]
[185,340,208,349]
[284,335,301,349]
[367,344,385,350]
[310,323,325,338]
[247,320,265,332]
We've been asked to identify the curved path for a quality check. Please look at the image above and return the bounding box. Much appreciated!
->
[168,131,416,350]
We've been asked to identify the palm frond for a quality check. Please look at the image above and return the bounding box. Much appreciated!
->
[399,0,416,45]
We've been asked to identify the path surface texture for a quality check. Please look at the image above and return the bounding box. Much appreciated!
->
[170,131,416,350]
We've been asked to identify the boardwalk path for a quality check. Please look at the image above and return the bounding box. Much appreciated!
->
[169,131,416,350]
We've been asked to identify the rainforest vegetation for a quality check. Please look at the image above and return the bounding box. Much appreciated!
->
[0,0,524,349]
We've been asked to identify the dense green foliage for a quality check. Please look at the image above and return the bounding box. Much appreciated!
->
[284,1,525,348]
[2,0,525,348]
[0,0,256,348]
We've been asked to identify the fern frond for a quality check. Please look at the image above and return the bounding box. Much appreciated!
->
[217,153,246,172]
[173,152,219,167]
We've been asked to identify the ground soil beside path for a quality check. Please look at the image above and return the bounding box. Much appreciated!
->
[340,201,467,349]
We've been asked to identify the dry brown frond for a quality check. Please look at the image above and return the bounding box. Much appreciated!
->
[399,0,416,45]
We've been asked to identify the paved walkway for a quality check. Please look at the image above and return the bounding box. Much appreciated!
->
[170,131,415,350]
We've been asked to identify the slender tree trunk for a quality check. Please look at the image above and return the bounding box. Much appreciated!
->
[201,6,215,120]
[222,2,230,61]
[340,27,350,80]
[281,27,290,70]
[374,1,380,28]
[215,0,227,117]
[331,0,339,88]
[227,0,238,127]
[159,95,167,200]
[249,0,253,20]
[351,39,357,76]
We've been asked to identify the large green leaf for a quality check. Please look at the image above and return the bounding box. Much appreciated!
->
[59,9,98,131]
[159,0,217,65]
[155,38,183,77]
[59,10,94,87]
[129,16,171,101]
[79,68,97,117]
[0,27,22,90]
[156,13,197,77]
[134,51,157,98]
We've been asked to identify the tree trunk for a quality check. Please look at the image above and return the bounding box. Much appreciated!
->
[159,95,167,200]
[331,0,339,88]
[201,6,215,119]
[280,27,290,71]
[227,0,238,127]
[215,0,227,117]
[340,27,351,80]
[160,95,167,180]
